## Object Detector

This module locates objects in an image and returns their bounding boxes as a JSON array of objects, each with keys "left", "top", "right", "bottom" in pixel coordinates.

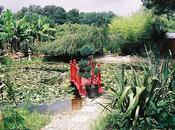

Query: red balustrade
[{"left": 70, "top": 58, "right": 104, "bottom": 96}]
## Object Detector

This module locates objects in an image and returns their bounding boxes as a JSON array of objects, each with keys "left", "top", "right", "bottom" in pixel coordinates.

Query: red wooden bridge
[{"left": 70, "top": 58, "right": 104, "bottom": 96}]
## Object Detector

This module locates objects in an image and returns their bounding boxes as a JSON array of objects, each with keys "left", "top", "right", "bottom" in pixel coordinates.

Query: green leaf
[
  {"left": 125, "top": 86, "right": 145, "bottom": 117},
  {"left": 117, "top": 86, "right": 132, "bottom": 109}
]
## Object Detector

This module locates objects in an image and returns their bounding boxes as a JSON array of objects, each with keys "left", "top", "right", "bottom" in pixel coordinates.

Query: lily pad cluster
[
  {"left": 101, "top": 64, "right": 120, "bottom": 90},
  {"left": 101, "top": 64, "right": 140, "bottom": 91},
  {"left": 1, "top": 63, "right": 71, "bottom": 105}
]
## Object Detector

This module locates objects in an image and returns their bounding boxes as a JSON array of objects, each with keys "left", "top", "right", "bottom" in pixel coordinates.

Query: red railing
[{"left": 70, "top": 59, "right": 103, "bottom": 96}]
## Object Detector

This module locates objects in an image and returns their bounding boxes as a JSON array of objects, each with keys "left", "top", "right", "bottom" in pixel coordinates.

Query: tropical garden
[{"left": 0, "top": 0, "right": 175, "bottom": 129}]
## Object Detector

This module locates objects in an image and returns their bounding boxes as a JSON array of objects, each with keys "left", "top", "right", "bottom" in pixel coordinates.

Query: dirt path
[
  {"left": 95, "top": 54, "right": 140, "bottom": 64},
  {"left": 42, "top": 97, "right": 106, "bottom": 130}
]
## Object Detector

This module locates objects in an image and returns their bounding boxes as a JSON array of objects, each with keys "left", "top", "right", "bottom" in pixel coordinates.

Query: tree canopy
[
  {"left": 16, "top": 5, "right": 115, "bottom": 26},
  {"left": 67, "top": 9, "right": 80, "bottom": 24},
  {"left": 142, "top": 0, "right": 175, "bottom": 15}
]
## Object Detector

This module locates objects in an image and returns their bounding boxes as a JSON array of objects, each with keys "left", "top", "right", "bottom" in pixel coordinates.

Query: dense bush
[
  {"left": 80, "top": 45, "right": 94, "bottom": 57},
  {"left": 0, "top": 56, "right": 13, "bottom": 65},
  {"left": 108, "top": 11, "right": 153, "bottom": 54},
  {"left": 146, "top": 15, "right": 175, "bottom": 56},
  {"left": 35, "top": 24, "right": 106, "bottom": 59},
  {"left": 1, "top": 108, "right": 49, "bottom": 130},
  {"left": 164, "top": 17, "right": 175, "bottom": 32}
]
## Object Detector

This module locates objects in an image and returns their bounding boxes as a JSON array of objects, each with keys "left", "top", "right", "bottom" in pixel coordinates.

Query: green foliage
[
  {"left": 94, "top": 67, "right": 99, "bottom": 75},
  {"left": 23, "top": 109, "right": 49, "bottom": 130},
  {"left": 42, "top": 6, "right": 66, "bottom": 24},
  {"left": 0, "top": 9, "right": 17, "bottom": 49},
  {"left": 2, "top": 108, "right": 49, "bottom": 130},
  {"left": 0, "top": 10, "right": 55, "bottom": 53},
  {"left": 1, "top": 62, "right": 70, "bottom": 104},
  {"left": 80, "top": 45, "right": 94, "bottom": 57},
  {"left": 14, "top": 18, "right": 32, "bottom": 51},
  {"left": 92, "top": 111, "right": 124, "bottom": 130},
  {"left": 108, "top": 11, "right": 153, "bottom": 54},
  {"left": 67, "top": 9, "right": 80, "bottom": 24},
  {"left": 166, "top": 17, "right": 175, "bottom": 32},
  {"left": 79, "top": 11, "right": 115, "bottom": 27},
  {"left": 85, "top": 66, "right": 92, "bottom": 72},
  {"left": 78, "top": 59, "right": 88, "bottom": 68},
  {"left": 16, "top": 5, "right": 115, "bottom": 26},
  {"left": 0, "top": 10, "right": 33, "bottom": 51},
  {"left": 78, "top": 59, "right": 91, "bottom": 79},
  {"left": 148, "top": 15, "right": 175, "bottom": 56},
  {"left": 3, "top": 108, "right": 27, "bottom": 130},
  {"left": 0, "top": 63, "right": 5, "bottom": 74},
  {"left": 0, "top": 56, "right": 13, "bottom": 65},
  {"left": 36, "top": 24, "right": 105, "bottom": 57},
  {"left": 78, "top": 59, "right": 99, "bottom": 79},
  {"left": 83, "top": 72, "right": 91, "bottom": 79},
  {"left": 97, "top": 54, "right": 175, "bottom": 129},
  {"left": 142, "top": 0, "right": 175, "bottom": 16},
  {"left": 29, "top": 14, "right": 55, "bottom": 42},
  {"left": 154, "top": 15, "right": 175, "bottom": 33},
  {"left": 1, "top": 6, "right": 114, "bottom": 55}
]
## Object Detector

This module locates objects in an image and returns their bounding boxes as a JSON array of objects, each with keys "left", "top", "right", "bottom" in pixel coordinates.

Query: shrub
[
  {"left": 94, "top": 67, "right": 99, "bottom": 75},
  {"left": 80, "top": 45, "right": 94, "bottom": 57},
  {"left": 2, "top": 108, "right": 49, "bottom": 130},
  {"left": 78, "top": 59, "right": 88, "bottom": 68},
  {"left": 78, "top": 59, "right": 91, "bottom": 79},
  {"left": 108, "top": 11, "right": 153, "bottom": 54},
  {"left": 0, "top": 56, "right": 13, "bottom": 65},
  {"left": 35, "top": 24, "right": 105, "bottom": 59}
]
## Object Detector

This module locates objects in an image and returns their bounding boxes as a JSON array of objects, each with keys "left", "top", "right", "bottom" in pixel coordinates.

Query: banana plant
[
  {"left": 0, "top": 10, "right": 55, "bottom": 52},
  {"left": 14, "top": 18, "right": 32, "bottom": 51},
  {"left": 29, "top": 15, "right": 55, "bottom": 43},
  {"left": 0, "top": 9, "right": 16, "bottom": 50},
  {"left": 0, "top": 10, "right": 32, "bottom": 51}
]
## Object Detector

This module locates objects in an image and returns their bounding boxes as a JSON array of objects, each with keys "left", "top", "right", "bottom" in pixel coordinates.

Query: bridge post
[
  {"left": 97, "top": 64, "right": 101, "bottom": 87},
  {"left": 70, "top": 60, "right": 73, "bottom": 81},
  {"left": 73, "top": 59, "right": 77, "bottom": 82}
]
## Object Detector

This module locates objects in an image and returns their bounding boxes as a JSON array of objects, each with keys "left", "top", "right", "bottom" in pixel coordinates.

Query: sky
[{"left": 0, "top": 0, "right": 142, "bottom": 16}]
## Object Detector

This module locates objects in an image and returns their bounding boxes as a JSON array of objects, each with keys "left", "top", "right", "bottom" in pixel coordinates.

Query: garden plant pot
[{"left": 86, "top": 85, "right": 98, "bottom": 99}]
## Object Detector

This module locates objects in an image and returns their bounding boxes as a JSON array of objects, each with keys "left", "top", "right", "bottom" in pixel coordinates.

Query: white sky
[{"left": 0, "top": 0, "right": 142, "bottom": 16}]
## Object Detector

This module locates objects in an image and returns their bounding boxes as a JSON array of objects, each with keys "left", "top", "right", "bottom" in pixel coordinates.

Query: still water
[{"left": 33, "top": 97, "right": 86, "bottom": 113}]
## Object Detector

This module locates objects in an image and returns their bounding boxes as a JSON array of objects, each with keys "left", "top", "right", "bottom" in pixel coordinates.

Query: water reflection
[
  {"left": 71, "top": 97, "right": 86, "bottom": 111},
  {"left": 31, "top": 97, "right": 86, "bottom": 113}
]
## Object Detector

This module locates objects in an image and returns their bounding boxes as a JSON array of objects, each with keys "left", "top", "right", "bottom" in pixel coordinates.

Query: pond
[{"left": 21, "top": 97, "right": 87, "bottom": 114}]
